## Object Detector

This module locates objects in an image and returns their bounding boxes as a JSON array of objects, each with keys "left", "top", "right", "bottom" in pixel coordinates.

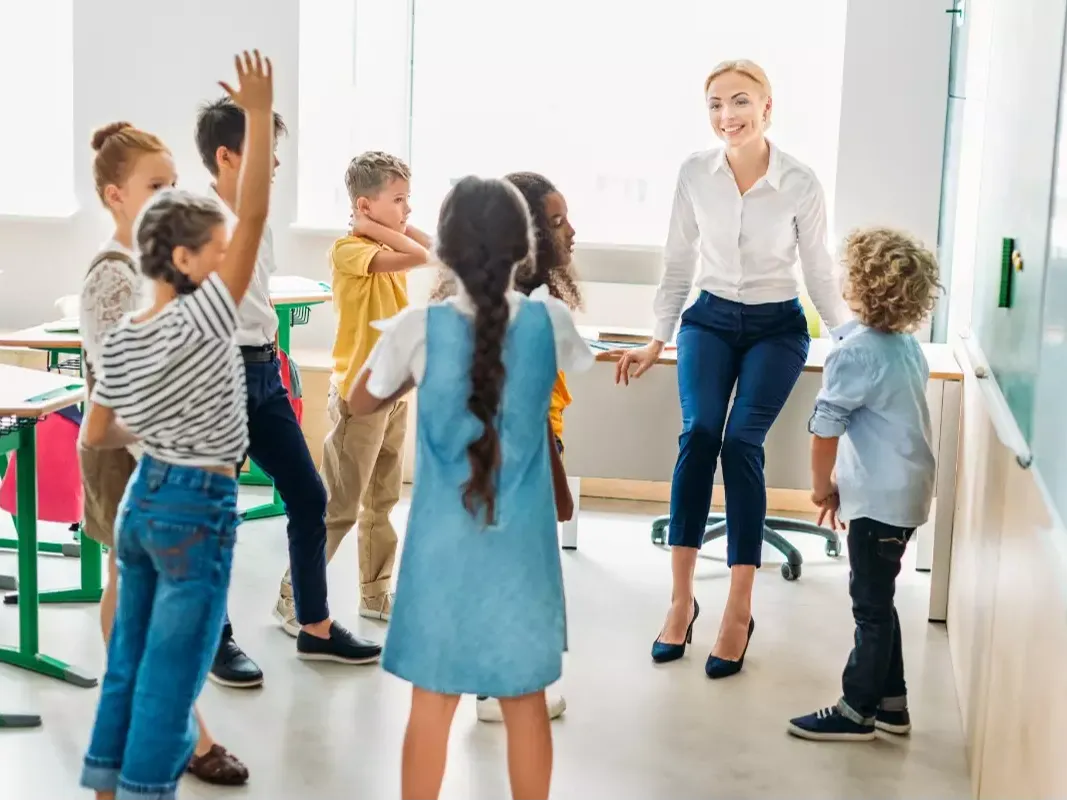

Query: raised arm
[{"left": 215, "top": 50, "right": 274, "bottom": 304}]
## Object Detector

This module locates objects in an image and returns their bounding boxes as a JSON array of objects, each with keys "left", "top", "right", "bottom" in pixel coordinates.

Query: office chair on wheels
[{"left": 650, "top": 513, "right": 842, "bottom": 580}]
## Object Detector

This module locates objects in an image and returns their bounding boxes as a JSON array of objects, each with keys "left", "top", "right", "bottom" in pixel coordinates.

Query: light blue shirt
[{"left": 808, "top": 320, "right": 935, "bottom": 528}]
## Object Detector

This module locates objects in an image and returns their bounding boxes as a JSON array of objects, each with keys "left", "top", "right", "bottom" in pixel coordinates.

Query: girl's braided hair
[
  {"left": 134, "top": 188, "right": 225, "bottom": 294},
  {"left": 435, "top": 175, "right": 534, "bottom": 524}
]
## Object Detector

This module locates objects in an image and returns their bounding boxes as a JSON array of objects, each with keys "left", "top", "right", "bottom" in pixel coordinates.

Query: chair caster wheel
[
  {"left": 781, "top": 562, "right": 801, "bottom": 581},
  {"left": 651, "top": 524, "right": 667, "bottom": 545},
  {"left": 825, "top": 540, "right": 841, "bottom": 558}
]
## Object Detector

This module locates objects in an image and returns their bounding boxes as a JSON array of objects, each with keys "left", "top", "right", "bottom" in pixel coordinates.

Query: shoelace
[{"left": 815, "top": 706, "right": 837, "bottom": 720}]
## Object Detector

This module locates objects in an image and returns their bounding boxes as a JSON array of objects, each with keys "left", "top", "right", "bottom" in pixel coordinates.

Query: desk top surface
[
  {"left": 582, "top": 326, "right": 963, "bottom": 381},
  {"left": 0, "top": 365, "right": 85, "bottom": 418},
  {"left": 0, "top": 282, "right": 333, "bottom": 350}
]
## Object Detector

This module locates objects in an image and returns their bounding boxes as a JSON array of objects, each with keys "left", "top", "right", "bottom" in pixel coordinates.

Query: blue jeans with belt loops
[
  {"left": 667, "top": 291, "right": 810, "bottom": 565},
  {"left": 81, "top": 454, "right": 238, "bottom": 800}
]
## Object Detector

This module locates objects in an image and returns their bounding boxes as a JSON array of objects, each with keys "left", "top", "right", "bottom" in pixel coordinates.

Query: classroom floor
[{"left": 0, "top": 491, "right": 971, "bottom": 800}]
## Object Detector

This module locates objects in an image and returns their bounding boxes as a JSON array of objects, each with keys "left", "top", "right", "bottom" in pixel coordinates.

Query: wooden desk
[
  {"left": 566, "top": 332, "right": 962, "bottom": 623},
  {"left": 0, "top": 365, "right": 96, "bottom": 714}
]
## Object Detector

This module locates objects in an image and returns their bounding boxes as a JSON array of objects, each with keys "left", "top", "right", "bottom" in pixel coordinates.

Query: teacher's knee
[
  {"left": 720, "top": 431, "right": 762, "bottom": 469},
  {"left": 679, "top": 419, "right": 722, "bottom": 457}
]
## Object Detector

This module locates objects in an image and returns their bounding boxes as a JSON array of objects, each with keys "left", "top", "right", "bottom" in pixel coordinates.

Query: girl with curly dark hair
[{"left": 347, "top": 175, "right": 594, "bottom": 799}]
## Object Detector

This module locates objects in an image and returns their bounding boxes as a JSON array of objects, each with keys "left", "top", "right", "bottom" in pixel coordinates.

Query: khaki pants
[{"left": 320, "top": 387, "right": 408, "bottom": 599}]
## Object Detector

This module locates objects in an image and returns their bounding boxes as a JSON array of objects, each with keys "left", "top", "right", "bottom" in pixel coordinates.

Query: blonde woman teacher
[{"left": 612, "top": 60, "right": 849, "bottom": 678}]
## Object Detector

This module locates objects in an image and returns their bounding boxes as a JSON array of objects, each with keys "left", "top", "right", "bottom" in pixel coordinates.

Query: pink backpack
[{"left": 0, "top": 405, "right": 84, "bottom": 524}]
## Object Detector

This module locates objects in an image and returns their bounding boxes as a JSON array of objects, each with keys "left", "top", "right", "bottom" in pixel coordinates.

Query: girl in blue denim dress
[
  {"left": 78, "top": 52, "right": 274, "bottom": 801},
  {"left": 346, "top": 175, "right": 594, "bottom": 799}
]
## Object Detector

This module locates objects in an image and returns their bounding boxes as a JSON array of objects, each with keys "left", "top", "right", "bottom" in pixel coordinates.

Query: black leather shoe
[
  {"left": 297, "top": 622, "right": 381, "bottom": 664},
  {"left": 209, "top": 637, "right": 264, "bottom": 688}
]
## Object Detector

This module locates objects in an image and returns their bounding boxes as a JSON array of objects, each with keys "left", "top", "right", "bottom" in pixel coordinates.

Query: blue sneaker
[
  {"left": 875, "top": 707, "right": 911, "bottom": 735},
  {"left": 788, "top": 706, "right": 876, "bottom": 741}
]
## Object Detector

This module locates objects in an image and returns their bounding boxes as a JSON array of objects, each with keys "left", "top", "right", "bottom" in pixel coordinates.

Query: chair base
[{"left": 650, "top": 513, "right": 841, "bottom": 581}]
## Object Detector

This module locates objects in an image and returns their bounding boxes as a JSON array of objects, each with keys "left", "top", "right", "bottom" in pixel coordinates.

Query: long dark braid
[{"left": 436, "top": 176, "right": 534, "bottom": 524}]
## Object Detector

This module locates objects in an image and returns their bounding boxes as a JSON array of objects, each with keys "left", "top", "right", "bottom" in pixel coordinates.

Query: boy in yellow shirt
[{"left": 275, "top": 151, "right": 430, "bottom": 629}]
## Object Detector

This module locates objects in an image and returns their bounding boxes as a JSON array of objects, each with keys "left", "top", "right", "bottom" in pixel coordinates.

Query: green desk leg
[
  {"left": 34, "top": 344, "right": 101, "bottom": 599},
  {"left": 239, "top": 305, "right": 297, "bottom": 522},
  {"left": 21, "top": 535, "right": 102, "bottom": 604},
  {"left": 0, "top": 424, "right": 97, "bottom": 688}
]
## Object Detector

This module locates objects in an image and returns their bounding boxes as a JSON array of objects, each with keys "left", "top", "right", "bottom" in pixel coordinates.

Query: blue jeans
[
  {"left": 838, "top": 518, "right": 913, "bottom": 723},
  {"left": 81, "top": 454, "right": 238, "bottom": 800},
  {"left": 242, "top": 355, "right": 329, "bottom": 625},
  {"left": 667, "top": 292, "right": 809, "bottom": 565}
]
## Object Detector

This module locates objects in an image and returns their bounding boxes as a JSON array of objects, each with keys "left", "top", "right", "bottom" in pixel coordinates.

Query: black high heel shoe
[
  {"left": 705, "top": 617, "right": 755, "bottom": 679},
  {"left": 651, "top": 599, "right": 700, "bottom": 663}
]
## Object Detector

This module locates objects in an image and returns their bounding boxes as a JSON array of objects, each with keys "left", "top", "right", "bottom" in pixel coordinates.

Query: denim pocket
[
  {"left": 143, "top": 515, "right": 236, "bottom": 583},
  {"left": 874, "top": 529, "right": 913, "bottom": 562}
]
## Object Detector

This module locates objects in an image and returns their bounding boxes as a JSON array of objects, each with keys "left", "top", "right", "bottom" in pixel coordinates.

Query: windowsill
[
  {"left": 0, "top": 206, "right": 79, "bottom": 224},
  {"left": 290, "top": 219, "right": 665, "bottom": 253},
  {"left": 290, "top": 221, "right": 347, "bottom": 236}
]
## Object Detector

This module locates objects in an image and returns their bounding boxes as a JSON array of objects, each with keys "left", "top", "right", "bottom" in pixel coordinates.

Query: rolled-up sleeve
[{"left": 809, "top": 348, "right": 869, "bottom": 438}]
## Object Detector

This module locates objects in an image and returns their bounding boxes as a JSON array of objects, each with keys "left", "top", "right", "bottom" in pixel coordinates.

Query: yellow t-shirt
[
  {"left": 330, "top": 235, "right": 408, "bottom": 397},
  {"left": 548, "top": 370, "right": 571, "bottom": 443}
]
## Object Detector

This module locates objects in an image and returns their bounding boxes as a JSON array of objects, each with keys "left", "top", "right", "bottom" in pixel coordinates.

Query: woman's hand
[{"left": 610, "top": 340, "right": 665, "bottom": 386}]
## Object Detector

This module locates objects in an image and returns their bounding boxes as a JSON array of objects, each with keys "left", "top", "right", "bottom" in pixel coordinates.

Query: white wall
[{"left": 0, "top": 0, "right": 951, "bottom": 351}]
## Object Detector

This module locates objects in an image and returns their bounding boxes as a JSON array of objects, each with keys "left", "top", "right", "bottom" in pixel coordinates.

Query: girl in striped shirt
[{"left": 79, "top": 51, "right": 273, "bottom": 801}]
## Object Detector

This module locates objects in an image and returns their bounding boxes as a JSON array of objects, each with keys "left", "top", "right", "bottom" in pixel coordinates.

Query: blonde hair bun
[{"left": 91, "top": 121, "right": 134, "bottom": 152}]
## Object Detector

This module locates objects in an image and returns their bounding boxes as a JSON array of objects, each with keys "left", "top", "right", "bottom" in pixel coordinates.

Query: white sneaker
[
  {"left": 273, "top": 594, "right": 299, "bottom": 638},
  {"left": 359, "top": 592, "right": 393, "bottom": 622},
  {"left": 476, "top": 693, "right": 567, "bottom": 722}
]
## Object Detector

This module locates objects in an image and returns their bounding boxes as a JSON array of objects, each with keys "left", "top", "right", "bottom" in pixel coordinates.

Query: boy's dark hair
[
  {"left": 194, "top": 97, "right": 287, "bottom": 176},
  {"left": 344, "top": 151, "right": 411, "bottom": 202},
  {"left": 435, "top": 175, "right": 533, "bottom": 526}
]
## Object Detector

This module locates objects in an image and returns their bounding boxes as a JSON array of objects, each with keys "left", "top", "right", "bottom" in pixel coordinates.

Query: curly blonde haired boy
[
  {"left": 788, "top": 226, "right": 942, "bottom": 743},
  {"left": 841, "top": 227, "right": 941, "bottom": 333}
]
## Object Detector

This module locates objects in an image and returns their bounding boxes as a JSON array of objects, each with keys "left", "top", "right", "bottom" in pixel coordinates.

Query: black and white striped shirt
[{"left": 91, "top": 272, "right": 248, "bottom": 468}]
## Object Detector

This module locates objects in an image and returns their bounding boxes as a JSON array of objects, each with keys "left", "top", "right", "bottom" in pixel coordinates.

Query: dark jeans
[
  {"left": 838, "top": 517, "right": 914, "bottom": 723},
  {"left": 230, "top": 354, "right": 329, "bottom": 629},
  {"left": 667, "top": 292, "right": 809, "bottom": 565},
  {"left": 82, "top": 456, "right": 238, "bottom": 799}
]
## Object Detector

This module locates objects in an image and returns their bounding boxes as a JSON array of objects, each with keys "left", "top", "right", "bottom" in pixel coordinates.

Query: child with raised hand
[
  {"left": 79, "top": 122, "right": 247, "bottom": 786},
  {"left": 79, "top": 51, "right": 273, "bottom": 800},
  {"left": 348, "top": 175, "right": 595, "bottom": 799},
  {"left": 788, "top": 227, "right": 940, "bottom": 742}
]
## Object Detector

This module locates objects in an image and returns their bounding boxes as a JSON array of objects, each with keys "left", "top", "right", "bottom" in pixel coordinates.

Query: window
[
  {"left": 298, "top": 0, "right": 848, "bottom": 247},
  {"left": 0, "top": 1, "right": 75, "bottom": 217},
  {"left": 297, "top": 0, "right": 413, "bottom": 229}
]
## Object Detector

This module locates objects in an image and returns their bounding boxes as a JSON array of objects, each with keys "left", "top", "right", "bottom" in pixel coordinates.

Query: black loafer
[
  {"left": 209, "top": 637, "right": 264, "bottom": 688},
  {"left": 296, "top": 622, "right": 381, "bottom": 664}
]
